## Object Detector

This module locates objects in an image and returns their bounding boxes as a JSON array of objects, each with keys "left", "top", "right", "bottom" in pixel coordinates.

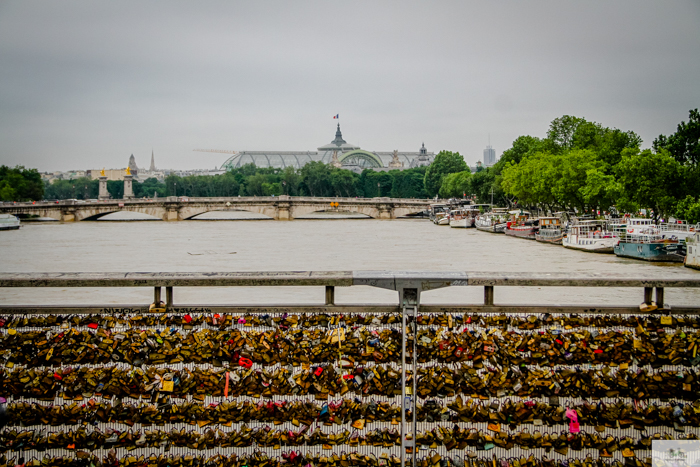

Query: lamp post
[
  {"left": 174, "top": 182, "right": 177, "bottom": 197},
  {"left": 282, "top": 180, "right": 287, "bottom": 195},
  {"left": 377, "top": 182, "right": 381, "bottom": 197}
]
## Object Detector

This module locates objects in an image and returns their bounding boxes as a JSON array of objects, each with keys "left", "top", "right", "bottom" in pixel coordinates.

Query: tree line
[
  {"left": 431, "top": 109, "right": 700, "bottom": 224},
  {"left": 40, "top": 164, "right": 430, "bottom": 201}
]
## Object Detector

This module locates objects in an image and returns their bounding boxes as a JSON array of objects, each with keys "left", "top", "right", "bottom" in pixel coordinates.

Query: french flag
[{"left": 333, "top": 114, "right": 339, "bottom": 119}]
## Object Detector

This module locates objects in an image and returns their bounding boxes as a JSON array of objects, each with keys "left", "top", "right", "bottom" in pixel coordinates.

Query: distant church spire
[{"left": 149, "top": 150, "right": 156, "bottom": 172}]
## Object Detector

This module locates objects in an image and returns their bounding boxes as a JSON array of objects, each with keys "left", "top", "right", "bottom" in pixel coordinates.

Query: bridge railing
[{"left": 1, "top": 271, "right": 699, "bottom": 314}]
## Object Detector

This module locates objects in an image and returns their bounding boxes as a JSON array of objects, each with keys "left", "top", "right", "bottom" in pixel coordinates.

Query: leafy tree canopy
[
  {"left": 423, "top": 150, "right": 468, "bottom": 197},
  {"left": 653, "top": 109, "right": 700, "bottom": 166}
]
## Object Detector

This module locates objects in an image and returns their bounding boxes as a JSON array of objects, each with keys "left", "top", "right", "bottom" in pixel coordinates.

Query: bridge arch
[{"left": 178, "top": 204, "right": 278, "bottom": 220}]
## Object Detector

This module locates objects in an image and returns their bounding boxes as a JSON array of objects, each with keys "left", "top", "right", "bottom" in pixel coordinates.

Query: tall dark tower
[{"left": 149, "top": 150, "right": 156, "bottom": 172}]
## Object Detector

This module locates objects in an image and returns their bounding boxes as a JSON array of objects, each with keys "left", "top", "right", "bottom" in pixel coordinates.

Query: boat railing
[{"left": 658, "top": 223, "right": 699, "bottom": 233}]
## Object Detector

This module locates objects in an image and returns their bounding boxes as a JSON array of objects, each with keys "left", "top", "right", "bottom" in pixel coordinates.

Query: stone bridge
[{"left": 0, "top": 196, "right": 432, "bottom": 221}]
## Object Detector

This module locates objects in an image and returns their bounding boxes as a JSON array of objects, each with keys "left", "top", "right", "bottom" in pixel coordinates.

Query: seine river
[{"left": 1, "top": 216, "right": 699, "bottom": 307}]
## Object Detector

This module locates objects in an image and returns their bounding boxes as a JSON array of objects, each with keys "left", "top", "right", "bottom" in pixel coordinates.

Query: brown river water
[{"left": 1, "top": 217, "right": 699, "bottom": 307}]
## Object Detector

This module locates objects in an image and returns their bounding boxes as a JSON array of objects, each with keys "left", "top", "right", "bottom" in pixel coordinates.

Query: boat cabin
[{"left": 538, "top": 217, "right": 561, "bottom": 229}]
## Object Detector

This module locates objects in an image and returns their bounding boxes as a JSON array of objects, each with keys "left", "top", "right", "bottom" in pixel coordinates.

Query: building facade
[
  {"left": 483, "top": 145, "right": 497, "bottom": 167},
  {"left": 220, "top": 124, "right": 434, "bottom": 173}
]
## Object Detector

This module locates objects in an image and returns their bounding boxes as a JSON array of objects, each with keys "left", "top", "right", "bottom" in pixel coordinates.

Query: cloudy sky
[{"left": 1, "top": 1, "right": 698, "bottom": 172}]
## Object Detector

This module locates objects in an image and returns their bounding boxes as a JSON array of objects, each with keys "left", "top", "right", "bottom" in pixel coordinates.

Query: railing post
[
  {"left": 154, "top": 286, "right": 161, "bottom": 305},
  {"left": 644, "top": 287, "right": 653, "bottom": 305},
  {"left": 325, "top": 286, "right": 335, "bottom": 305},
  {"left": 166, "top": 286, "right": 173, "bottom": 308},
  {"left": 484, "top": 285, "right": 494, "bottom": 306},
  {"left": 399, "top": 287, "right": 419, "bottom": 467},
  {"left": 656, "top": 287, "right": 664, "bottom": 309}
]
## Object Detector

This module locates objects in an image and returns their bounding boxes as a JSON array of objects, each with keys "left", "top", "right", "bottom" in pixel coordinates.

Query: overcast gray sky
[{"left": 1, "top": 1, "right": 699, "bottom": 172}]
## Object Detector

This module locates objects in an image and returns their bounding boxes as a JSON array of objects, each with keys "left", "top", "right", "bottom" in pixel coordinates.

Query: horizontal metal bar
[
  {"left": 1, "top": 304, "right": 699, "bottom": 315},
  {"left": 1, "top": 271, "right": 699, "bottom": 288},
  {"left": 0, "top": 305, "right": 401, "bottom": 315},
  {"left": 0, "top": 271, "right": 354, "bottom": 288}
]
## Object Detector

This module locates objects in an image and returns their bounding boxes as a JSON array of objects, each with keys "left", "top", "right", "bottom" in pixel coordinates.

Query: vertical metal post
[
  {"left": 325, "top": 286, "right": 335, "bottom": 305},
  {"left": 399, "top": 287, "right": 419, "bottom": 467},
  {"left": 400, "top": 302, "right": 407, "bottom": 467},
  {"left": 154, "top": 286, "right": 161, "bottom": 305},
  {"left": 644, "top": 287, "right": 653, "bottom": 305},
  {"left": 166, "top": 286, "right": 173, "bottom": 308},
  {"left": 411, "top": 303, "right": 417, "bottom": 467},
  {"left": 484, "top": 285, "right": 494, "bottom": 306},
  {"left": 656, "top": 287, "right": 664, "bottom": 309}
]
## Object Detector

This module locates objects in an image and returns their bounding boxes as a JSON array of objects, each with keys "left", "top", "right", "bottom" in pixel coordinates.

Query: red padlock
[
  {"left": 87, "top": 323, "right": 99, "bottom": 329},
  {"left": 183, "top": 314, "right": 193, "bottom": 324},
  {"left": 314, "top": 367, "right": 324, "bottom": 376},
  {"left": 239, "top": 357, "right": 253, "bottom": 368}
]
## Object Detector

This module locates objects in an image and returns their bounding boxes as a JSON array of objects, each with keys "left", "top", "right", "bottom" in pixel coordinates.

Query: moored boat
[
  {"left": 0, "top": 214, "right": 20, "bottom": 231},
  {"left": 535, "top": 217, "right": 563, "bottom": 245},
  {"left": 685, "top": 229, "right": 700, "bottom": 270},
  {"left": 504, "top": 210, "right": 537, "bottom": 240},
  {"left": 562, "top": 220, "right": 615, "bottom": 253},
  {"left": 449, "top": 209, "right": 469, "bottom": 228},
  {"left": 429, "top": 204, "right": 449, "bottom": 225},
  {"left": 614, "top": 226, "right": 686, "bottom": 262},
  {"left": 475, "top": 208, "right": 508, "bottom": 233}
]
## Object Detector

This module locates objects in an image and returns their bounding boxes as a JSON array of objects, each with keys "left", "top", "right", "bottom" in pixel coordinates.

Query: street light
[
  {"left": 174, "top": 182, "right": 177, "bottom": 197},
  {"left": 282, "top": 180, "right": 287, "bottom": 195},
  {"left": 377, "top": 182, "right": 381, "bottom": 197}
]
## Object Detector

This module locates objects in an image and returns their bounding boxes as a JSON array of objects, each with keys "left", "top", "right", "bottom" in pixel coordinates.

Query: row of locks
[{"left": 0, "top": 310, "right": 699, "bottom": 467}]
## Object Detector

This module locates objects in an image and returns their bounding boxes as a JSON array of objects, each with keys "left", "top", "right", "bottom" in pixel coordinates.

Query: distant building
[
  {"left": 483, "top": 145, "right": 497, "bottom": 167},
  {"left": 149, "top": 150, "right": 156, "bottom": 172},
  {"left": 219, "top": 124, "right": 434, "bottom": 173},
  {"left": 409, "top": 143, "right": 433, "bottom": 168},
  {"left": 128, "top": 154, "right": 139, "bottom": 177}
]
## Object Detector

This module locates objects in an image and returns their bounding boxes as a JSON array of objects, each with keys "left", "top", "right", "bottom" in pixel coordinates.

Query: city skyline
[{"left": 1, "top": 1, "right": 698, "bottom": 172}]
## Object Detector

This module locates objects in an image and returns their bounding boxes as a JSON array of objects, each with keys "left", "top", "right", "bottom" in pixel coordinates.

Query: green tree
[
  {"left": 438, "top": 171, "right": 471, "bottom": 198},
  {"left": 424, "top": 151, "right": 468, "bottom": 197},
  {"left": 615, "top": 148, "right": 684, "bottom": 222},
  {"left": 547, "top": 115, "right": 586, "bottom": 151},
  {"left": 653, "top": 109, "right": 700, "bottom": 166},
  {"left": 300, "top": 161, "right": 332, "bottom": 197},
  {"left": 0, "top": 166, "right": 44, "bottom": 201},
  {"left": 492, "top": 136, "right": 549, "bottom": 173},
  {"left": 390, "top": 167, "right": 427, "bottom": 198},
  {"left": 675, "top": 196, "right": 700, "bottom": 224}
]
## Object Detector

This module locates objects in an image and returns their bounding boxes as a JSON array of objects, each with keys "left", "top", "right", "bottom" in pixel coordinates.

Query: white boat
[
  {"left": 449, "top": 209, "right": 469, "bottom": 228},
  {"left": 0, "top": 214, "right": 20, "bottom": 231},
  {"left": 429, "top": 204, "right": 449, "bottom": 225},
  {"left": 685, "top": 228, "right": 700, "bottom": 270},
  {"left": 659, "top": 221, "right": 697, "bottom": 242},
  {"left": 563, "top": 220, "right": 615, "bottom": 253},
  {"left": 475, "top": 208, "right": 508, "bottom": 233}
]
